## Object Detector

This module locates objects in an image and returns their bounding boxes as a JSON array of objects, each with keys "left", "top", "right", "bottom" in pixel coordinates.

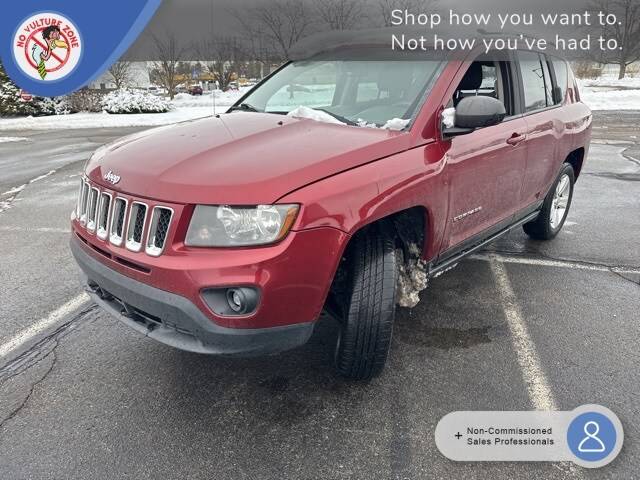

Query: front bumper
[{"left": 71, "top": 235, "right": 315, "bottom": 356}]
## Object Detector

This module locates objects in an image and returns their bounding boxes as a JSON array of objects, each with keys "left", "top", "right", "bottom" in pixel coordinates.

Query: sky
[{"left": 125, "top": 0, "right": 598, "bottom": 60}]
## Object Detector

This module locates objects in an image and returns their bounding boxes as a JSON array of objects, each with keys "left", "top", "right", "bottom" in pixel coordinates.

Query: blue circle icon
[{"left": 567, "top": 411, "right": 617, "bottom": 462}]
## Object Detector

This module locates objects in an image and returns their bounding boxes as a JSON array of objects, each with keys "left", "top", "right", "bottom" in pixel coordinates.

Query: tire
[
  {"left": 523, "top": 163, "right": 575, "bottom": 240},
  {"left": 335, "top": 231, "right": 398, "bottom": 380}
]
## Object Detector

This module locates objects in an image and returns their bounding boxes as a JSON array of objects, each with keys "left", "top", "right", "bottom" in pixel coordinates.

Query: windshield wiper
[
  {"left": 228, "top": 103, "right": 261, "bottom": 113},
  {"left": 314, "top": 108, "right": 358, "bottom": 126}
]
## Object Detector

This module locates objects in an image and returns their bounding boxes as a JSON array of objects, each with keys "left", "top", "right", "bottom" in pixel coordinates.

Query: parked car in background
[
  {"left": 188, "top": 85, "right": 203, "bottom": 95},
  {"left": 71, "top": 41, "right": 591, "bottom": 380}
]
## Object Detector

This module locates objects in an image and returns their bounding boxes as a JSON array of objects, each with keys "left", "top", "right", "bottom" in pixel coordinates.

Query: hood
[{"left": 85, "top": 112, "right": 410, "bottom": 204}]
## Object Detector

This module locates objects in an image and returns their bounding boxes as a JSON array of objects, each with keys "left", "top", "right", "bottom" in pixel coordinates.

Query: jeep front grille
[
  {"left": 74, "top": 178, "right": 174, "bottom": 257},
  {"left": 146, "top": 207, "right": 173, "bottom": 256},
  {"left": 126, "top": 202, "right": 148, "bottom": 252},
  {"left": 109, "top": 197, "right": 128, "bottom": 246}
]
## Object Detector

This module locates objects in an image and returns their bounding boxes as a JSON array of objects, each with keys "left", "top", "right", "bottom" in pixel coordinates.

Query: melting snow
[
  {"left": 382, "top": 118, "right": 411, "bottom": 131},
  {"left": 0, "top": 137, "right": 28, "bottom": 143},
  {"left": 287, "top": 105, "right": 346, "bottom": 125},
  {"left": 397, "top": 243, "right": 429, "bottom": 308},
  {"left": 441, "top": 107, "right": 456, "bottom": 128}
]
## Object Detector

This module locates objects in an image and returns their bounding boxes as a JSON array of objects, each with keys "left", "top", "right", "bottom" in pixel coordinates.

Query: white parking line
[
  {"left": 0, "top": 226, "right": 70, "bottom": 233},
  {"left": 473, "top": 253, "right": 640, "bottom": 275},
  {"left": 489, "top": 257, "right": 558, "bottom": 411},
  {"left": 0, "top": 293, "right": 89, "bottom": 360}
]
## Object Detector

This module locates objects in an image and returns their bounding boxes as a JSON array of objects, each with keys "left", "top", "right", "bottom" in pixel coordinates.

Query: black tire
[
  {"left": 523, "top": 163, "right": 575, "bottom": 240},
  {"left": 335, "top": 231, "right": 398, "bottom": 380}
]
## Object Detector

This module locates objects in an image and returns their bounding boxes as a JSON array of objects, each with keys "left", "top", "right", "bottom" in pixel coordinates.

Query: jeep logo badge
[{"left": 104, "top": 170, "right": 121, "bottom": 185}]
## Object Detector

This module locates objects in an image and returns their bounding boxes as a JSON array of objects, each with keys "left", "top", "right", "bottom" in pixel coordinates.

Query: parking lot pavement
[{"left": 0, "top": 114, "right": 639, "bottom": 479}]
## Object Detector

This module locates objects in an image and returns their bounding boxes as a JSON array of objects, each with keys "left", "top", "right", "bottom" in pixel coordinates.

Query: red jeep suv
[{"left": 70, "top": 45, "right": 591, "bottom": 380}]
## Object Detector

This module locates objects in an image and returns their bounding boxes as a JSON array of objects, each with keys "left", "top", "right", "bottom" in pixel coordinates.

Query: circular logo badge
[
  {"left": 12, "top": 12, "right": 82, "bottom": 82},
  {"left": 566, "top": 405, "right": 623, "bottom": 467}
]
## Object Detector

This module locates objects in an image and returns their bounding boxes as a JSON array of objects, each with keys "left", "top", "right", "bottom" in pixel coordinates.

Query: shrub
[
  {"left": 67, "top": 88, "right": 104, "bottom": 112},
  {"left": 101, "top": 89, "right": 171, "bottom": 114}
]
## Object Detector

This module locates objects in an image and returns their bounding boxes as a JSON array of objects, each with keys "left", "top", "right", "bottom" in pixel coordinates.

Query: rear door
[
  {"left": 516, "top": 51, "right": 566, "bottom": 206},
  {"left": 440, "top": 56, "right": 528, "bottom": 255}
]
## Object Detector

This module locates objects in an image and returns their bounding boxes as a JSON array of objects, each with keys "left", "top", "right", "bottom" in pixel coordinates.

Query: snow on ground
[
  {"left": 0, "top": 89, "right": 246, "bottom": 131},
  {"left": 0, "top": 169, "right": 56, "bottom": 213},
  {"left": 577, "top": 75, "right": 640, "bottom": 111},
  {"left": 579, "top": 76, "right": 640, "bottom": 89},
  {"left": 580, "top": 87, "right": 640, "bottom": 111},
  {"left": 0, "top": 136, "right": 27, "bottom": 143}
]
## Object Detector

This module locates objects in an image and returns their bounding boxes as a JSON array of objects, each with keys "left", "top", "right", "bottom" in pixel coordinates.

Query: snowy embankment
[
  {"left": 577, "top": 76, "right": 640, "bottom": 111},
  {"left": 0, "top": 89, "right": 246, "bottom": 131}
]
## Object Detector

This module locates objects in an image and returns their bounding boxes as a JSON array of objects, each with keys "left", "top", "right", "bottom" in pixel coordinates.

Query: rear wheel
[
  {"left": 523, "top": 163, "right": 575, "bottom": 240},
  {"left": 334, "top": 231, "right": 398, "bottom": 380}
]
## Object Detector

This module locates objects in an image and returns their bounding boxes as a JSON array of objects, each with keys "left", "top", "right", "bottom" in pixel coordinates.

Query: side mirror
[{"left": 443, "top": 96, "right": 506, "bottom": 137}]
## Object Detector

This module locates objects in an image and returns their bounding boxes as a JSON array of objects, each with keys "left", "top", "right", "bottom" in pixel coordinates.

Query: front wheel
[
  {"left": 334, "top": 232, "right": 398, "bottom": 380},
  {"left": 523, "top": 163, "right": 575, "bottom": 240}
]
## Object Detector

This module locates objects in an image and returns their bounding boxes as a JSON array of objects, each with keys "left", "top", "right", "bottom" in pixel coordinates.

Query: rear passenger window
[
  {"left": 518, "top": 51, "right": 549, "bottom": 112},
  {"left": 550, "top": 58, "right": 568, "bottom": 104}
]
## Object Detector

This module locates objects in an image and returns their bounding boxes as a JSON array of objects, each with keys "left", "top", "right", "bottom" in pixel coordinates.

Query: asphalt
[{"left": 0, "top": 113, "right": 638, "bottom": 479}]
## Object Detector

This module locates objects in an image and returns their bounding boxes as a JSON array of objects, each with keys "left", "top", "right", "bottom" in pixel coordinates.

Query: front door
[{"left": 440, "top": 59, "right": 528, "bottom": 257}]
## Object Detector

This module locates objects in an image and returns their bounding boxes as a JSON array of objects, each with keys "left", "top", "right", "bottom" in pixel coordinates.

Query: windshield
[{"left": 235, "top": 59, "right": 442, "bottom": 128}]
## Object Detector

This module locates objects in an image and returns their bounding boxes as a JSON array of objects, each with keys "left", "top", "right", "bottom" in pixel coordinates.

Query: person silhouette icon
[
  {"left": 567, "top": 407, "right": 622, "bottom": 465},
  {"left": 578, "top": 421, "right": 606, "bottom": 453}
]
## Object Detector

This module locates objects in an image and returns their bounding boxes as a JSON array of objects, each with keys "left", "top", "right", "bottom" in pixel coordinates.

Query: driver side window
[{"left": 449, "top": 59, "right": 514, "bottom": 117}]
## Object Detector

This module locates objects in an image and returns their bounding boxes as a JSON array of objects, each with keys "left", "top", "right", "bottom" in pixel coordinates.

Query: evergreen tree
[{"left": 0, "top": 61, "right": 37, "bottom": 116}]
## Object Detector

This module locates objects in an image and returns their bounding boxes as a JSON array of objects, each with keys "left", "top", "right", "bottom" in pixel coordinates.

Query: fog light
[
  {"left": 201, "top": 286, "right": 260, "bottom": 316},
  {"left": 227, "top": 288, "right": 245, "bottom": 313}
]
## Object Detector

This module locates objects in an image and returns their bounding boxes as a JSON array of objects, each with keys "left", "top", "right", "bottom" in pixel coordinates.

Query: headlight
[{"left": 185, "top": 204, "right": 299, "bottom": 247}]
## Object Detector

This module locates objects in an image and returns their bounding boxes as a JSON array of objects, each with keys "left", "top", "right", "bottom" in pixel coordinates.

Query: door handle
[{"left": 506, "top": 133, "right": 526, "bottom": 146}]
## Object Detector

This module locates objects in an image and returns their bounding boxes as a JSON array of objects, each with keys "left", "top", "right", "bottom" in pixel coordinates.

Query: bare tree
[
  {"left": 233, "top": 1, "right": 314, "bottom": 61},
  {"left": 315, "top": 0, "right": 366, "bottom": 30},
  {"left": 108, "top": 61, "right": 133, "bottom": 89},
  {"left": 150, "top": 32, "right": 187, "bottom": 99},
  {"left": 196, "top": 36, "right": 243, "bottom": 91},
  {"left": 589, "top": 0, "right": 640, "bottom": 79},
  {"left": 378, "top": 0, "right": 439, "bottom": 27}
]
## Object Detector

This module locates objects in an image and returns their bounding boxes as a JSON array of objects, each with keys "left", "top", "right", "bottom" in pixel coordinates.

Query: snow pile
[
  {"left": 0, "top": 136, "right": 27, "bottom": 143},
  {"left": 382, "top": 118, "right": 411, "bottom": 131},
  {"left": 441, "top": 107, "right": 456, "bottom": 128},
  {"left": 101, "top": 89, "right": 171, "bottom": 114},
  {"left": 396, "top": 243, "right": 429, "bottom": 308},
  {"left": 357, "top": 118, "right": 377, "bottom": 128},
  {"left": 287, "top": 105, "right": 345, "bottom": 125}
]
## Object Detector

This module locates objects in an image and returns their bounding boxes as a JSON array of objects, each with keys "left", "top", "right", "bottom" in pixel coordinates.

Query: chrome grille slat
[
  {"left": 79, "top": 181, "right": 89, "bottom": 225},
  {"left": 109, "top": 197, "right": 128, "bottom": 246},
  {"left": 86, "top": 187, "right": 99, "bottom": 232},
  {"left": 126, "top": 202, "right": 148, "bottom": 252},
  {"left": 96, "top": 192, "right": 112, "bottom": 240},
  {"left": 145, "top": 207, "right": 173, "bottom": 257}
]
